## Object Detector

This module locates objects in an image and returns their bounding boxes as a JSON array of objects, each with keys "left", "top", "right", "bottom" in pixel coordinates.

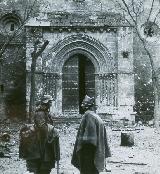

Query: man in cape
[
  {"left": 19, "top": 108, "right": 60, "bottom": 174},
  {"left": 71, "top": 95, "right": 111, "bottom": 174}
]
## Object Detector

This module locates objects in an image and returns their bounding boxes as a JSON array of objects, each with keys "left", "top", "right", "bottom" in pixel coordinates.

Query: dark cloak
[
  {"left": 71, "top": 110, "right": 111, "bottom": 172},
  {"left": 19, "top": 124, "right": 60, "bottom": 168}
]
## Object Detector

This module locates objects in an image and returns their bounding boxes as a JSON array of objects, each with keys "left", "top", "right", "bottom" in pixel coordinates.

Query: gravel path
[{"left": 0, "top": 121, "right": 160, "bottom": 174}]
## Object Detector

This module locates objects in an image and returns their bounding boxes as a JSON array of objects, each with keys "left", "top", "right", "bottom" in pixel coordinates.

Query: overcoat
[
  {"left": 19, "top": 123, "right": 60, "bottom": 168},
  {"left": 71, "top": 110, "right": 111, "bottom": 172}
]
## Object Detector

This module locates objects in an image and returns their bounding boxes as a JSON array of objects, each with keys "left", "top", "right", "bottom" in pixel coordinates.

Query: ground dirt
[{"left": 0, "top": 120, "right": 160, "bottom": 174}]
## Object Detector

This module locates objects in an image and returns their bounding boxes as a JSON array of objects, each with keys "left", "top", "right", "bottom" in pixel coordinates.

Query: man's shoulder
[
  {"left": 47, "top": 124, "right": 59, "bottom": 137},
  {"left": 20, "top": 124, "right": 36, "bottom": 139},
  {"left": 84, "top": 111, "right": 104, "bottom": 124},
  {"left": 20, "top": 124, "right": 35, "bottom": 131}
]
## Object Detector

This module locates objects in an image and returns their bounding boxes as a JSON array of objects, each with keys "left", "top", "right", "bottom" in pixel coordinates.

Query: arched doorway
[{"left": 62, "top": 54, "right": 95, "bottom": 114}]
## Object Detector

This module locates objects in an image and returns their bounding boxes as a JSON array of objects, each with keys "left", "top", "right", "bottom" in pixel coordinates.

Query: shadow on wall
[{"left": 5, "top": 71, "right": 26, "bottom": 119}]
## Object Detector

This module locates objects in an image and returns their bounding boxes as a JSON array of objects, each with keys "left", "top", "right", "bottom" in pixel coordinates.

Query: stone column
[
  {"left": 96, "top": 73, "right": 118, "bottom": 117},
  {"left": 95, "top": 73, "right": 101, "bottom": 111},
  {"left": 54, "top": 73, "right": 62, "bottom": 116},
  {"left": 117, "top": 26, "right": 135, "bottom": 123}
]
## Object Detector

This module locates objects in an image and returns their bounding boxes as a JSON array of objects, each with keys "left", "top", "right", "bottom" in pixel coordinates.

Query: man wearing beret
[
  {"left": 19, "top": 95, "right": 60, "bottom": 174},
  {"left": 71, "top": 95, "right": 111, "bottom": 174},
  {"left": 36, "top": 95, "right": 54, "bottom": 125}
]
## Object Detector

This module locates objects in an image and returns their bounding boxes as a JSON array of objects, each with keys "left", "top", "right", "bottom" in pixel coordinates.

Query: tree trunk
[
  {"left": 28, "top": 57, "right": 36, "bottom": 123},
  {"left": 28, "top": 40, "right": 49, "bottom": 123}
]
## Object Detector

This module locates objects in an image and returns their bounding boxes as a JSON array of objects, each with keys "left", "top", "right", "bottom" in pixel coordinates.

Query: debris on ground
[{"left": 0, "top": 120, "right": 160, "bottom": 174}]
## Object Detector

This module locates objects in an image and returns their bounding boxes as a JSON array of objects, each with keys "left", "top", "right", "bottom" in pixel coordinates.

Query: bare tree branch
[
  {"left": 153, "top": 9, "right": 160, "bottom": 23},
  {"left": 135, "top": 1, "right": 144, "bottom": 18},
  {"left": 121, "top": 0, "right": 137, "bottom": 25},
  {"left": 119, "top": 0, "right": 160, "bottom": 128},
  {"left": 28, "top": 40, "right": 49, "bottom": 123},
  {"left": 120, "top": 0, "right": 157, "bottom": 88},
  {"left": 147, "top": 0, "right": 155, "bottom": 22},
  {"left": 0, "top": 0, "right": 38, "bottom": 63},
  {"left": 132, "top": 0, "right": 137, "bottom": 16}
]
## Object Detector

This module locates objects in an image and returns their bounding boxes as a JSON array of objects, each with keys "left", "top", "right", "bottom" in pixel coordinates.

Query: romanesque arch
[
  {"left": 46, "top": 34, "right": 116, "bottom": 74},
  {"left": 43, "top": 33, "right": 118, "bottom": 114}
]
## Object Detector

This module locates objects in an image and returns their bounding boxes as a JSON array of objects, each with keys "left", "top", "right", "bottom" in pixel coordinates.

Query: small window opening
[
  {"left": 0, "top": 84, "right": 4, "bottom": 93},
  {"left": 122, "top": 51, "right": 129, "bottom": 58},
  {"left": 142, "top": 21, "right": 159, "bottom": 38},
  {"left": 10, "top": 23, "right": 15, "bottom": 31},
  {"left": 144, "top": 27, "right": 154, "bottom": 37}
]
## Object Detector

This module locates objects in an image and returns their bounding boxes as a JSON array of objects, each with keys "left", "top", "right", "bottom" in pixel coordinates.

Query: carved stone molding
[
  {"left": 99, "top": 73, "right": 118, "bottom": 106},
  {"left": 45, "top": 34, "right": 117, "bottom": 74},
  {"left": 48, "top": 26, "right": 117, "bottom": 33},
  {"left": 96, "top": 73, "right": 117, "bottom": 79}
]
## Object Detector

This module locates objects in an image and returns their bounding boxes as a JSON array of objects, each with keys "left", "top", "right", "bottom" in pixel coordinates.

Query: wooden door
[
  {"left": 62, "top": 55, "right": 79, "bottom": 114},
  {"left": 62, "top": 54, "right": 95, "bottom": 115}
]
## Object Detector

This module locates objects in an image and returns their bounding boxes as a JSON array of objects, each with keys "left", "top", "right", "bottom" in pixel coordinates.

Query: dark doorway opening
[
  {"left": 79, "top": 56, "right": 85, "bottom": 114},
  {"left": 78, "top": 55, "right": 95, "bottom": 114},
  {"left": 62, "top": 54, "right": 95, "bottom": 115}
]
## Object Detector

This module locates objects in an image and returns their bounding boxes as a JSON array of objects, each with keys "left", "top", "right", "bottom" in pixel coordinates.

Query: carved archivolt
[{"left": 45, "top": 34, "right": 116, "bottom": 74}]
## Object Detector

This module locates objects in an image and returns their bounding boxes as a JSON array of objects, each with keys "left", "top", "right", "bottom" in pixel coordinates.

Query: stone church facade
[{"left": 26, "top": 9, "right": 135, "bottom": 122}]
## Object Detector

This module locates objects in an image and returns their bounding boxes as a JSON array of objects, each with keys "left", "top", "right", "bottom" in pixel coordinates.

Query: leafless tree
[
  {"left": 0, "top": 0, "right": 39, "bottom": 119},
  {"left": 0, "top": 0, "right": 39, "bottom": 61},
  {"left": 114, "top": 0, "right": 160, "bottom": 128},
  {"left": 28, "top": 39, "right": 49, "bottom": 123}
]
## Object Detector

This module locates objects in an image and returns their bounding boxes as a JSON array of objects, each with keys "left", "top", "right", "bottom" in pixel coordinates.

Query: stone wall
[
  {"left": 1, "top": 0, "right": 158, "bottom": 122},
  {"left": 25, "top": 9, "right": 135, "bottom": 122}
]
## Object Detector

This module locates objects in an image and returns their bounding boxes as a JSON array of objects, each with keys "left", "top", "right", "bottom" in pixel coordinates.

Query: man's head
[
  {"left": 34, "top": 111, "right": 48, "bottom": 129},
  {"left": 42, "top": 95, "right": 53, "bottom": 105},
  {"left": 81, "top": 95, "right": 95, "bottom": 111},
  {"left": 39, "top": 95, "right": 53, "bottom": 111}
]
